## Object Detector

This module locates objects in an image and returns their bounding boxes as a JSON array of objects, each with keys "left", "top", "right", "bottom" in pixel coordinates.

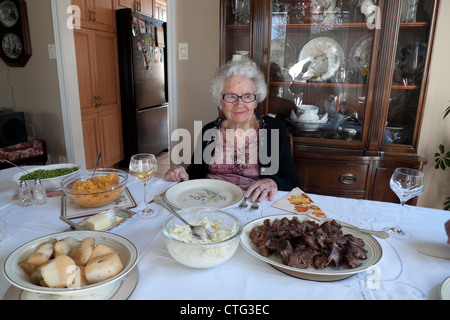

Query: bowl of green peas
[{"left": 11, "top": 164, "right": 80, "bottom": 191}]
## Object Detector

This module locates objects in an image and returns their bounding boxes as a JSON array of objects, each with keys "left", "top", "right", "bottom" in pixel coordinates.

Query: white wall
[
  {"left": 417, "top": 1, "right": 450, "bottom": 210},
  {"left": 175, "top": 0, "right": 220, "bottom": 147},
  {"left": 0, "top": 0, "right": 66, "bottom": 164}
]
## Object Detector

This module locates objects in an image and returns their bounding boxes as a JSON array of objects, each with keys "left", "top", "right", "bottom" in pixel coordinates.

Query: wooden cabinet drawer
[{"left": 295, "top": 161, "right": 369, "bottom": 194}]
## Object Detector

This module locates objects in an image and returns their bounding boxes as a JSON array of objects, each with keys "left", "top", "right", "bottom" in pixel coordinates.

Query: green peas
[{"left": 19, "top": 167, "right": 80, "bottom": 181}]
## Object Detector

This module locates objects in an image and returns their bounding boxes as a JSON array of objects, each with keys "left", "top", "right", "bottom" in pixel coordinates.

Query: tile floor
[{"left": 156, "top": 152, "right": 170, "bottom": 178}]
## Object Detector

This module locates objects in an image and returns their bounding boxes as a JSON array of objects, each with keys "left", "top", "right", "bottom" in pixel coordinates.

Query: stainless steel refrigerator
[{"left": 116, "top": 8, "right": 168, "bottom": 167}]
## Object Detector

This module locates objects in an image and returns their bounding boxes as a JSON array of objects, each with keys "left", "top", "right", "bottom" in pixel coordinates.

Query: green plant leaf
[{"left": 439, "top": 144, "right": 445, "bottom": 153}]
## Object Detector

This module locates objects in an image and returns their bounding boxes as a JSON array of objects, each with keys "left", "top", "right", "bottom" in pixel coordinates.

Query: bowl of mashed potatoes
[
  {"left": 161, "top": 208, "right": 242, "bottom": 268},
  {"left": 61, "top": 169, "right": 128, "bottom": 208}
]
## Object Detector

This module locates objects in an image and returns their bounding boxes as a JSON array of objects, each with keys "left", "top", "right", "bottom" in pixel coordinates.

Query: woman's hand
[
  {"left": 164, "top": 166, "right": 189, "bottom": 182},
  {"left": 243, "top": 178, "right": 278, "bottom": 203}
]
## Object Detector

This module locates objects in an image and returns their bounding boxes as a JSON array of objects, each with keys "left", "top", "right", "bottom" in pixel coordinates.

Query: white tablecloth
[{"left": 0, "top": 167, "right": 449, "bottom": 300}]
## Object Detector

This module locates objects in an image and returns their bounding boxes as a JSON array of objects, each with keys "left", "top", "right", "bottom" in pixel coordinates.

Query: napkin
[{"left": 272, "top": 188, "right": 327, "bottom": 217}]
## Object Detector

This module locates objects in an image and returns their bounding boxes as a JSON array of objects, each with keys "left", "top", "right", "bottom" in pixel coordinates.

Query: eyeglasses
[{"left": 222, "top": 93, "right": 257, "bottom": 103}]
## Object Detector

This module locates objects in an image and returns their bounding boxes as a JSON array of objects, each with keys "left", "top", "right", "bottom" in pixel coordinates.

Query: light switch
[
  {"left": 179, "top": 43, "right": 188, "bottom": 61},
  {"left": 48, "top": 44, "right": 56, "bottom": 60}
]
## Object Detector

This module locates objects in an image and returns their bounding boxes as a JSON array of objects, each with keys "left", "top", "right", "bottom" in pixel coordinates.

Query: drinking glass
[
  {"left": 129, "top": 154, "right": 158, "bottom": 219},
  {"left": 384, "top": 168, "right": 425, "bottom": 239}
]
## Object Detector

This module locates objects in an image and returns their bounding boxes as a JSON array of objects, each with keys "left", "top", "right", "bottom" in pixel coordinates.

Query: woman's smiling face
[{"left": 220, "top": 76, "right": 257, "bottom": 128}]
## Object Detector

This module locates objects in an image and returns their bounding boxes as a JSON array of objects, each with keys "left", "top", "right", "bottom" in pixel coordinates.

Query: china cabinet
[{"left": 220, "top": 0, "right": 439, "bottom": 203}]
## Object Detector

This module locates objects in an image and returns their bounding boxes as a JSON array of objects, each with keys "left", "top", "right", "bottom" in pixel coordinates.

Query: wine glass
[
  {"left": 129, "top": 154, "right": 158, "bottom": 219},
  {"left": 384, "top": 168, "right": 425, "bottom": 239}
]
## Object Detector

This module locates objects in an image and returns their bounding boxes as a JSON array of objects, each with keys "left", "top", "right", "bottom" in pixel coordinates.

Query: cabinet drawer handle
[{"left": 339, "top": 173, "right": 358, "bottom": 185}]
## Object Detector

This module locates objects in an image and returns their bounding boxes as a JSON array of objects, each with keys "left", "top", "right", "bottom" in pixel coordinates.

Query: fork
[
  {"left": 251, "top": 202, "right": 259, "bottom": 210},
  {"left": 239, "top": 198, "right": 248, "bottom": 209}
]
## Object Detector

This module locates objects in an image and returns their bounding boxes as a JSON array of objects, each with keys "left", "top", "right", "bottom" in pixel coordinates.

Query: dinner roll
[
  {"left": 85, "top": 252, "right": 123, "bottom": 284},
  {"left": 69, "top": 237, "right": 95, "bottom": 266}
]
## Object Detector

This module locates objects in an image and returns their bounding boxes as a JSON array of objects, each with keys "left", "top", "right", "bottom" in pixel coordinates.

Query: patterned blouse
[{"left": 206, "top": 129, "right": 260, "bottom": 188}]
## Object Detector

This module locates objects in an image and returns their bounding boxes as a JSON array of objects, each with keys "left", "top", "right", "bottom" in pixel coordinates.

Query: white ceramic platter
[
  {"left": 298, "top": 37, "right": 344, "bottom": 82},
  {"left": 240, "top": 214, "right": 383, "bottom": 282},
  {"left": 164, "top": 179, "right": 244, "bottom": 210}
]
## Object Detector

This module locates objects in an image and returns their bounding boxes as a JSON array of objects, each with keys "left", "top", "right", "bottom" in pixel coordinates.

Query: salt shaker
[
  {"left": 32, "top": 178, "right": 48, "bottom": 205},
  {"left": 18, "top": 180, "right": 33, "bottom": 207}
]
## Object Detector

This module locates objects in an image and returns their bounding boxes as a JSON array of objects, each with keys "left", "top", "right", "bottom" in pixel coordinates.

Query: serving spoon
[
  {"left": 91, "top": 152, "right": 101, "bottom": 180},
  {"left": 3, "top": 160, "right": 32, "bottom": 175},
  {"left": 154, "top": 195, "right": 211, "bottom": 240}
]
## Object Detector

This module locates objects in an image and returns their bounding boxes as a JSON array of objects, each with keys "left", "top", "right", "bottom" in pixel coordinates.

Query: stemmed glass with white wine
[
  {"left": 129, "top": 154, "right": 158, "bottom": 219},
  {"left": 384, "top": 168, "right": 425, "bottom": 239}
]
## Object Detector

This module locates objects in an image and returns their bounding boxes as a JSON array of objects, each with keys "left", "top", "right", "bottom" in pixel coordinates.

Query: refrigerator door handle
[{"left": 136, "top": 104, "right": 168, "bottom": 114}]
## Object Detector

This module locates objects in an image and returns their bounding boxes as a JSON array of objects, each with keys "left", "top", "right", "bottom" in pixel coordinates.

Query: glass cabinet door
[
  {"left": 268, "top": 0, "right": 377, "bottom": 143},
  {"left": 383, "top": 0, "right": 435, "bottom": 146},
  {"left": 222, "top": 0, "right": 251, "bottom": 63}
]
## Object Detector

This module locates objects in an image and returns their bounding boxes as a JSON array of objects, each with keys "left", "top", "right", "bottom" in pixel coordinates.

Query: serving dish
[
  {"left": 61, "top": 169, "right": 128, "bottom": 208},
  {"left": 60, "top": 207, "right": 136, "bottom": 232},
  {"left": 4, "top": 268, "right": 138, "bottom": 300},
  {"left": 240, "top": 214, "right": 383, "bottom": 282},
  {"left": 3, "top": 231, "right": 138, "bottom": 296},
  {"left": 290, "top": 109, "right": 329, "bottom": 132},
  {"left": 11, "top": 163, "right": 79, "bottom": 191},
  {"left": 298, "top": 37, "right": 344, "bottom": 82},
  {"left": 161, "top": 208, "right": 242, "bottom": 268},
  {"left": 164, "top": 179, "right": 244, "bottom": 210}
]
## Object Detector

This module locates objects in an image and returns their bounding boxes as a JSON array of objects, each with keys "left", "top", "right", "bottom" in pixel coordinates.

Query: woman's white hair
[{"left": 210, "top": 59, "right": 267, "bottom": 106}]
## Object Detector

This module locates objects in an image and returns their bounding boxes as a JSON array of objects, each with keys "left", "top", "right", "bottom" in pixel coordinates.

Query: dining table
[{"left": 0, "top": 166, "right": 449, "bottom": 302}]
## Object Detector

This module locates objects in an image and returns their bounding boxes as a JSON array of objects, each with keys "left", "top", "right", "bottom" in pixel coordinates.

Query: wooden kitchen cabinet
[
  {"left": 72, "top": 0, "right": 116, "bottom": 32},
  {"left": 74, "top": 28, "right": 124, "bottom": 169},
  {"left": 154, "top": 0, "right": 167, "bottom": 21},
  {"left": 220, "top": 0, "right": 439, "bottom": 204},
  {"left": 116, "top": 0, "right": 153, "bottom": 17}
]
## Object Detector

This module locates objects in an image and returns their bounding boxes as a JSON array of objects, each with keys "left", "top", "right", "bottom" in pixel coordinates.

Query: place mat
[
  {"left": 61, "top": 187, "right": 136, "bottom": 219},
  {"left": 272, "top": 187, "right": 327, "bottom": 217}
]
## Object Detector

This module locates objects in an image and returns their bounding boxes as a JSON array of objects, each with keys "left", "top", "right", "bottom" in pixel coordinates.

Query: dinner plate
[
  {"left": 240, "top": 214, "right": 383, "bottom": 282},
  {"left": 440, "top": 277, "right": 450, "bottom": 300},
  {"left": 298, "top": 37, "right": 344, "bottom": 82},
  {"left": 349, "top": 35, "right": 373, "bottom": 72},
  {"left": 164, "top": 179, "right": 244, "bottom": 210}
]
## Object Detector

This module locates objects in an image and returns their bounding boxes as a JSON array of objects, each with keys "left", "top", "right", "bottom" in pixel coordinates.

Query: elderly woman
[{"left": 165, "top": 59, "right": 300, "bottom": 202}]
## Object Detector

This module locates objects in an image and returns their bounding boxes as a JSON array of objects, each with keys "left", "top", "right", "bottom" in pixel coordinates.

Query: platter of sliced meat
[{"left": 240, "top": 214, "right": 383, "bottom": 282}]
